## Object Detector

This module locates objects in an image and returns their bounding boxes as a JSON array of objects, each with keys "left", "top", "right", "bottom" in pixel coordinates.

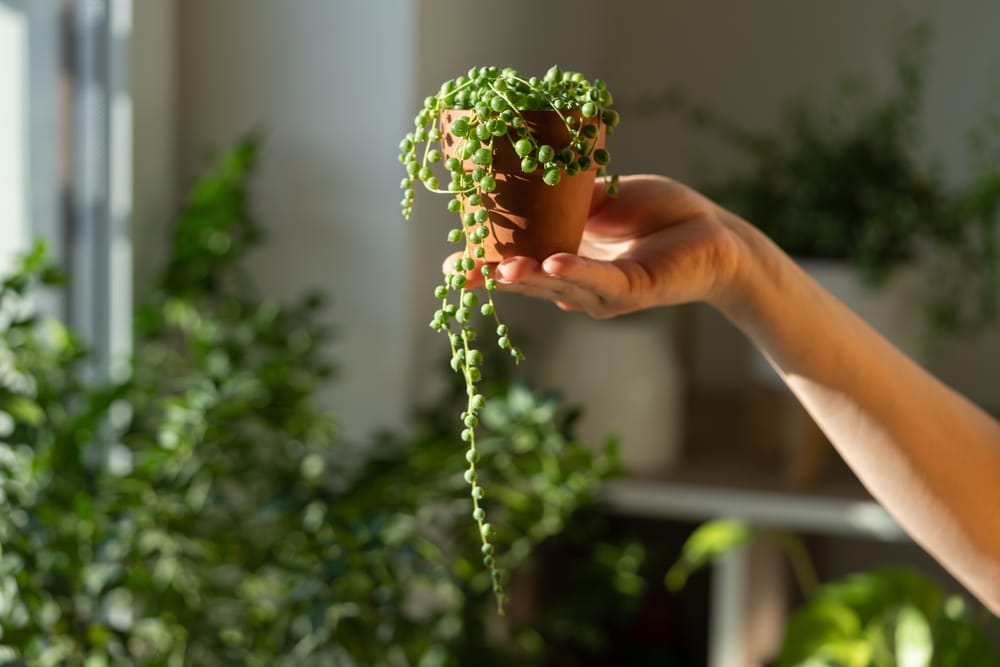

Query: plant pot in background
[
  {"left": 440, "top": 109, "right": 603, "bottom": 262},
  {"left": 746, "top": 259, "right": 925, "bottom": 488},
  {"left": 535, "top": 312, "right": 686, "bottom": 478}
]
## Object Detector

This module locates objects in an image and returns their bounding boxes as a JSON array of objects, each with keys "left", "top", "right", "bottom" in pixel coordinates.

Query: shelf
[
  {"left": 596, "top": 386, "right": 909, "bottom": 542},
  {"left": 593, "top": 389, "right": 919, "bottom": 667},
  {"left": 601, "top": 476, "right": 907, "bottom": 542}
]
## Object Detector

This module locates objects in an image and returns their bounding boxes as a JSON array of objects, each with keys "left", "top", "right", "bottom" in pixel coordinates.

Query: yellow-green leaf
[
  {"left": 665, "top": 519, "right": 755, "bottom": 591},
  {"left": 0, "top": 396, "right": 44, "bottom": 426}
]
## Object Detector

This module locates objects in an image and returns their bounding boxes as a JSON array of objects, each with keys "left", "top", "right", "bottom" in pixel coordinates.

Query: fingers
[
  {"left": 494, "top": 256, "right": 541, "bottom": 283},
  {"left": 554, "top": 299, "right": 584, "bottom": 313},
  {"left": 497, "top": 258, "right": 577, "bottom": 303},
  {"left": 440, "top": 254, "right": 572, "bottom": 295},
  {"left": 441, "top": 251, "right": 629, "bottom": 317},
  {"left": 498, "top": 253, "right": 628, "bottom": 318}
]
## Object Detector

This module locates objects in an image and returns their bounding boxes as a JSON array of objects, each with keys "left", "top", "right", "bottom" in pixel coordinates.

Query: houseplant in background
[
  {"left": 0, "top": 137, "right": 647, "bottom": 666},
  {"left": 399, "top": 64, "right": 620, "bottom": 606},
  {"left": 636, "top": 20, "right": 1000, "bottom": 332},
  {"left": 666, "top": 519, "right": 1000, "bottom": 665}
]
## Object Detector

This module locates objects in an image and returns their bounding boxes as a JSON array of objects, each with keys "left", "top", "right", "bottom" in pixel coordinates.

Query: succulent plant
[{"left": 399, "top": 65, "right": 619, "bottom": 611}]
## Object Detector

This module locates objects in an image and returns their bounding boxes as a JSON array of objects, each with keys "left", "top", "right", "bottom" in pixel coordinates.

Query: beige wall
[
  {"left": 133, "top": 0, "right": 1000, "bottom": 440},
  {"left": 140, "top": 0, "right": 416, "bottom": 440}
]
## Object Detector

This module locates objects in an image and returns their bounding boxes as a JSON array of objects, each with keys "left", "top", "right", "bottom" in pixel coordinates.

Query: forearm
[{"left": 716, "top": 218, "right": 1000, "bottom": 614}]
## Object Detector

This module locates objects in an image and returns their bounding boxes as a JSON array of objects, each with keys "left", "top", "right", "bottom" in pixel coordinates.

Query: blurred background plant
[
  {"left": 0, "top": 137, "right": 646, "bottom": 666},
  {"left": 666, "top": 519, "right": 1000, "bottom": 666},
  {"left": 630, "top": 20, "right": 1000, "bottom": 333}
]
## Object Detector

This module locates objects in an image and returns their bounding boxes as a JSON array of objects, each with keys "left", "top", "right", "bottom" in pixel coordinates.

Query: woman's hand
[{"left": 444, "top": 174, "right": 750, "bottom": 317}]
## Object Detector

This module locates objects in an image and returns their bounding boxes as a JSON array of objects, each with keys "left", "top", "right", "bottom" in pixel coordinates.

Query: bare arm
[
  {"left": 476, "top": 174, "right": 1000, "bottom": 613},
  {"left": 722, "top": 220, "right": 1000, "bottom": 615}
]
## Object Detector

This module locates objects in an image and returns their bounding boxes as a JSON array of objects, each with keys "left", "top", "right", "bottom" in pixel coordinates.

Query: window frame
[{"left": 1, "top": 0, "right": 133, "bottom": 382}]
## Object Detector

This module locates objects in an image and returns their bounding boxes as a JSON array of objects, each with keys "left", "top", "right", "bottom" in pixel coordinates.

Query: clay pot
[{"left": 440, "top": 109, "right": 604, "bottom": 262}]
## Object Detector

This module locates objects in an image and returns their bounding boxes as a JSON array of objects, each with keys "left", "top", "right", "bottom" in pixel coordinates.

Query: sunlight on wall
[{"left": 172, "top": 0, "right": 416, "bottom": 440}]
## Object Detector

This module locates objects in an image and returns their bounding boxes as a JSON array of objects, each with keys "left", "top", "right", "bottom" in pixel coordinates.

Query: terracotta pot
[{"left": 440, "top": 109, "right": 604, "bottom": 262}]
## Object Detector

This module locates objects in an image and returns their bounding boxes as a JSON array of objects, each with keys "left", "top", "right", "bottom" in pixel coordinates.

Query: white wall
[
  {"left": 0, "top": 2, "right": 28, "bottom": 275},
  {"left": 168, "top": 0, "right": 416, "bottom": 441}
]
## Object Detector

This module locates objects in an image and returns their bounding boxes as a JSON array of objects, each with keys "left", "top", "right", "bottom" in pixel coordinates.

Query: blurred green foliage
[
  {"left": 667, "top": 519, "right": 999, "bottom": 666},
  {"left": 639, "top": 20, "right": 1000, "bottom": 332},
  {"left": 777, "top": 568, "right": 998, "bottom": 667},
  {"left": 698, "top": 23, "right": 941, "bottom": 284},
  {"left": 0, "top": 138, "right": 644, "bottom": 665}
]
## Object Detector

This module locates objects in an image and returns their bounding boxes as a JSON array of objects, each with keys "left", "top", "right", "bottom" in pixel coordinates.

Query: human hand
[{"left": 444, "top": 174, "right": 747, "bottom": 318}]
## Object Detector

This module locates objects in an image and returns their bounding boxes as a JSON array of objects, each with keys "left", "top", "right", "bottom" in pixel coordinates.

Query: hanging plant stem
[{"left": 399, "top": 65, "right": 620, "bottom": 612}]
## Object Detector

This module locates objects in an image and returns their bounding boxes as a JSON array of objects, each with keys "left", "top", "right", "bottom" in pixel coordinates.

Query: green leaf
[
  {"left": 814, "top": 568, "right": 942, "bottom": 626},
  {"left": 811, "top": 638, "right": 874, "bottom": 667},
  {"left": 664, "top": 519, "right": 756, "bottom": 591},
  {"left": 893, "top": 604, "right": 932, "bottom": 667},
  {"left": 17, "top": 239, "right": 48, "bottom": 274},
  {"left": 0, "top": 396, "right": 44, "bottom": 427},
  {"left": 776, "top": 601, "right": 863, "bottom": 666}
]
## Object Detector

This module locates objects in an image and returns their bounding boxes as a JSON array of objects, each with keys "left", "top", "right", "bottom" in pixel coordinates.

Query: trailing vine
[{"left": 399, "top": 65, "right": 619, "bottom": 612}]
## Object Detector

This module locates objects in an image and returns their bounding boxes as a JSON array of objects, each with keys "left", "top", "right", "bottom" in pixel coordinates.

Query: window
[{"left": 0, "top": 0, "right": 132, "bottom": 381}]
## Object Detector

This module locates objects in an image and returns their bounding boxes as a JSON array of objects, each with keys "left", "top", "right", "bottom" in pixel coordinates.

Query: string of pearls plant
[{"left": 399, "top": 65, "right": 619, "bottom": 612}]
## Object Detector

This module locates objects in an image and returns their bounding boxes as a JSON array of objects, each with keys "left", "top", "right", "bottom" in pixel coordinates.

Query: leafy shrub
[
  {"left": 0, "top": 138, "right": 641, "bottom": 665},
  {"left": 636, "top": 21, "right": 1000, "bottom": 331},
  {"left": 666, "top": 519, "right": 999, "bottom": 666}
]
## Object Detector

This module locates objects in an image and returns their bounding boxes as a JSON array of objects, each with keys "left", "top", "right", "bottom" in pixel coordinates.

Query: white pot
[{"left": 534, "top": 312, "right": 685, "bottom": 477}]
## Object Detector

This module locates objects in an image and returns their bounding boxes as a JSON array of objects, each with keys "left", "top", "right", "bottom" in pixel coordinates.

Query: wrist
[{"left": 709, "top": 210, "right": 788, "bottom": 327}]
